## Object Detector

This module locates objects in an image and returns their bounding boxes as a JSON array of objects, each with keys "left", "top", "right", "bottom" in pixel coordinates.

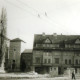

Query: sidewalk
[
  {"left": 0, "top": 72, "right": 68, "bottom": 79},
  {"left": 0, "top": 73, "right": 79, "bottom": 80},
  {"left": 0, "top": 72, "right": 50, "bottom": 79}
]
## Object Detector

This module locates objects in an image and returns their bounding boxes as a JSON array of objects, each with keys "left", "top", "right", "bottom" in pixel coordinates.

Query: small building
[
  {"left": 8, "top": 38, "right": 26, "bottom": 71},
  {"left": 20, "top": 49, "right": 33, "bottom": 72}
]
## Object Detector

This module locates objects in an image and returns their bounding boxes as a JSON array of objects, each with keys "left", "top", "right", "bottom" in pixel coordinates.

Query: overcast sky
[{"left": 0, "top": 0, "right": 80, "bottom": 49}]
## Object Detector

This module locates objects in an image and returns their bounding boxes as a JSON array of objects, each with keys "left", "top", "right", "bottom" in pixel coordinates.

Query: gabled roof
[
  {"left": 22, "top": 49, "right": 32, "bottom": 53},
  {"left": 33, "top": 34, "right": 80, "bottom": 46},
  {"left": 10, "top": 38, "right": 26, "bottom": 43}
]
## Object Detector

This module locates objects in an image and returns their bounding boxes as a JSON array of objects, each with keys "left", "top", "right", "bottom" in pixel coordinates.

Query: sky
[{"left": 0, "top": 0, "right": 80, "bottom": 49}]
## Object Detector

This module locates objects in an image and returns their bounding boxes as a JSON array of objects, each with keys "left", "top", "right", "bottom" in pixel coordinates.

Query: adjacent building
[
  {"left": 33, "top": 33, "right": 80, "bottom": 75},
  {"left": 20, "top": 49, "right": 33, "bottom": 72}
]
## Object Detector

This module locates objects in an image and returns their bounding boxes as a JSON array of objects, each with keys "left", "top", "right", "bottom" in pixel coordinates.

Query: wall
[
  {"left": 49, "top": 66, "right": 58, "bottom": 77},
  {"left": 9, "top": 41, "right": 21, "bottom": 71},
  {"left": 21, "top": 53, "right": 32, "bottom": 72},
  {"left": 33, "top": 50, "right": 42, "bottom": 65}
]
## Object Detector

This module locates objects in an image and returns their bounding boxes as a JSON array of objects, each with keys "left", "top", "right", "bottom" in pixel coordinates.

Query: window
[
  {"left": 44, "top": 38, "right": 51, "bottom": 43},
  {"left": 54, "top": 68, "right": 56, "bottom": 70},
  {"left": 36, "top": 44, "right": 41, "bottom": 47},
  {"left": 65, "top": 59, "right": 67, "bottom": 64},
  {"left": 76, "top": 53, "right": 79, "bottom": 56},
  {"left": 46, "top": 44, "right": 50, "bottom": 47},
  {"left": 55, "top": 58, "right": 59, "bottom": 64},
  {"left": 44, "top": 52, "right": 51, "bottom": 56},
  {"left": 50, "top": 67, "right": 52, "bottom": 71},
  {"left": 35, "top": 57, "right": 40, "bottom": 63},
  {"left": 48, "top": 59, "right": 51, "bottom": 63},
  {"left": 75, "top": 59, "right": 78, "bottom": 65},
  {"left": 59, "top": 41, "right": 65, "bottom": 48},
  {"left": 69, "top": 59, "right": 71, "bottom": 64},
  {"left": 43, "top": 44, "right": 46, "bottom": 47},
  {"left": 55, "top": 44, "right": 59, "bottom": 48},
  {"left": 44, "top": 59, "right": 47, "bottom": 63},
  {"left": 75, "top": 39, "right": 80, "bottom": 44},
  {"left": 46, "top": 52, "right": 49, "bottom": 56}
]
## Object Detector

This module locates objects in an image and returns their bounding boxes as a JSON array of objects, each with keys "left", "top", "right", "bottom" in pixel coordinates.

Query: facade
[
  {"left": 20, "top": 49, "right": 33, "bottom": 72},
  {"left": 8, "top": 38, "right": 26, "bottom": 71},
  {"left": 33, "top": 33, "right": 80, "bottom": 75}
]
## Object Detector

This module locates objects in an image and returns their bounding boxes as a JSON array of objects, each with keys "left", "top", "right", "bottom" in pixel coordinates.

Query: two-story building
[{"left": 33, "top": 33, "right": 80, "bottom": 75}]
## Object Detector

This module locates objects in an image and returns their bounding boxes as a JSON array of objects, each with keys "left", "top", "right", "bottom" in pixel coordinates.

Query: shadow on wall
[{"left": 20, "top": 59, "right": 26, "bottom": 72}]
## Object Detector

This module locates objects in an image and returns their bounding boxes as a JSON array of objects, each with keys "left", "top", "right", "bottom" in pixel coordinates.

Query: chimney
[
  {"left": 42, "top": 32, "right": 45, "bottom": 36},
  {"left": 53, "top": 33, "right": 57, "bottom": 36}
]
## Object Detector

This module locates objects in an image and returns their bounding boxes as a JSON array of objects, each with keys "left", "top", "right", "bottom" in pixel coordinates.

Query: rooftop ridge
[{"left": 10, "top": 38, "right": 26, "bottom": 43}]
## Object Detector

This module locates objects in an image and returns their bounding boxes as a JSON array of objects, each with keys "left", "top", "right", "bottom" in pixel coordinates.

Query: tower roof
[{"left": 10, "top": 38, "right": 26, "bottom": 43}]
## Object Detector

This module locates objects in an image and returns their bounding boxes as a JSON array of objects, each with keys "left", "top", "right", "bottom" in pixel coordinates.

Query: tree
[{"left": 0, "top": 8, "right": 7, "bottom": 70}]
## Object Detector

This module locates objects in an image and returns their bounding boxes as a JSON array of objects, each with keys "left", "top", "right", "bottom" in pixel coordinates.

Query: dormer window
[
  {"left": 44, "top": 38, "right": 51, "bottom": 44},
  {"left": 75, "top": 39, "right": 80, "bottom": 44}
]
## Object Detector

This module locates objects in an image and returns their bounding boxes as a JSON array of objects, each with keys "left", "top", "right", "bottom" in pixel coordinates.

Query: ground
[
  {"left": 0, "top": 78, "right": 79, "bottom": 80},
  {"left": 0, "top": 72, "right": 80, "bottom": 80}
]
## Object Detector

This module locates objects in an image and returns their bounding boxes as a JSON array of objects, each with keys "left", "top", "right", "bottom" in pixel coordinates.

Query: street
[{"left": 0, "top": 78, "right": 79, "bottom": 80}]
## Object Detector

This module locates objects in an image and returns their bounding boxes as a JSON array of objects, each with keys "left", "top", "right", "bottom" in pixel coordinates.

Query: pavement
[
  {"left": 0, "top": 72, "right": 50, "bottom": 79},
  {"left": 0, "top": 72, "right": 80, "bottom": 80}
]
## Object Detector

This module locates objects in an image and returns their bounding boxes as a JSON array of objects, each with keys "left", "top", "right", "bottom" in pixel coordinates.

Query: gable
[
  {"left": 44, "top": 38, "right": 51, "bottom": 43},
  {"left": 75, "top": 39, "right": 80, "bottom": 44}
]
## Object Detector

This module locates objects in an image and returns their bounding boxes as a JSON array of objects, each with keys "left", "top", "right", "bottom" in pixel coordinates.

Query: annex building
[
  {"left": 33, "top": 33, "right": 80, "bottom": 75},
  {"left": 20, "top": 49, "right": 33, "bottom": 72}
]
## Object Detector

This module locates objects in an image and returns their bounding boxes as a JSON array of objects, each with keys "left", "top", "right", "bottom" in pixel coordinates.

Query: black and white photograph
[{"left": 0, "top": 0, "right": 80, "bottom": 80}]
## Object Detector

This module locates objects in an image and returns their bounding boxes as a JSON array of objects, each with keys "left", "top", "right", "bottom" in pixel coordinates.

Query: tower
[{"left": 9, "top": 38, "right": 26, "bottom": 71}]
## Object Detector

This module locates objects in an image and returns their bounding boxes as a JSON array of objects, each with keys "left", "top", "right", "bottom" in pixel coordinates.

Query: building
[
  {"left": 20, "top": 49, "right": 33, "bottom": 72},
  {"left": 8, "top": 38, "right": 26, "bottom": 71},
  {"left": 33, "top": 33, "right": 80, "bottom": 75}
]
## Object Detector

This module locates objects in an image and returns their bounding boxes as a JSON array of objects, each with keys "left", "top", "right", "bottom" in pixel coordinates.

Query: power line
[
  {"left": 15, "top": 0, "right": 43, "bottom": 18},
  {"left": 4, "top": 0, "right": 37, "bottom": 17},
  {"left": 4, "top": 0, "right": 67, "bottom": 32},
  {"left": 16, "top": 0, "right": 39, "bottom": 13},
  {"left": 15, "top": 0, "right": 67, "bottom": 32}
]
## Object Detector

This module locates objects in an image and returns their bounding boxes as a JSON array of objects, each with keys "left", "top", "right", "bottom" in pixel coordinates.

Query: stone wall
[{"left": 9, "top": 41, "right": 21, "bottom": 71}]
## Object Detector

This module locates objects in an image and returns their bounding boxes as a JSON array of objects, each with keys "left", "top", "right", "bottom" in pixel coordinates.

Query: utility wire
[
  {"left": 4, "top": 0, "right": 37, "bottom": 17},
  {"left": 4, "top": 0, "right": 67, "bottom": 32},
  {"left": 15, "top": 0, "right": 43, "bottom": 17},
  {"left": 16, "top": 0, "right": 39, "bottom": 13},
  {"left": 15, "top": 0, "right": 67, "bottom": 32}
]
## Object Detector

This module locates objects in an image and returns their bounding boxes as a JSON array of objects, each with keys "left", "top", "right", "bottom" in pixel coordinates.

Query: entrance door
[{"left": 58, "top": 67, "right": 61, "bottom": 75}]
